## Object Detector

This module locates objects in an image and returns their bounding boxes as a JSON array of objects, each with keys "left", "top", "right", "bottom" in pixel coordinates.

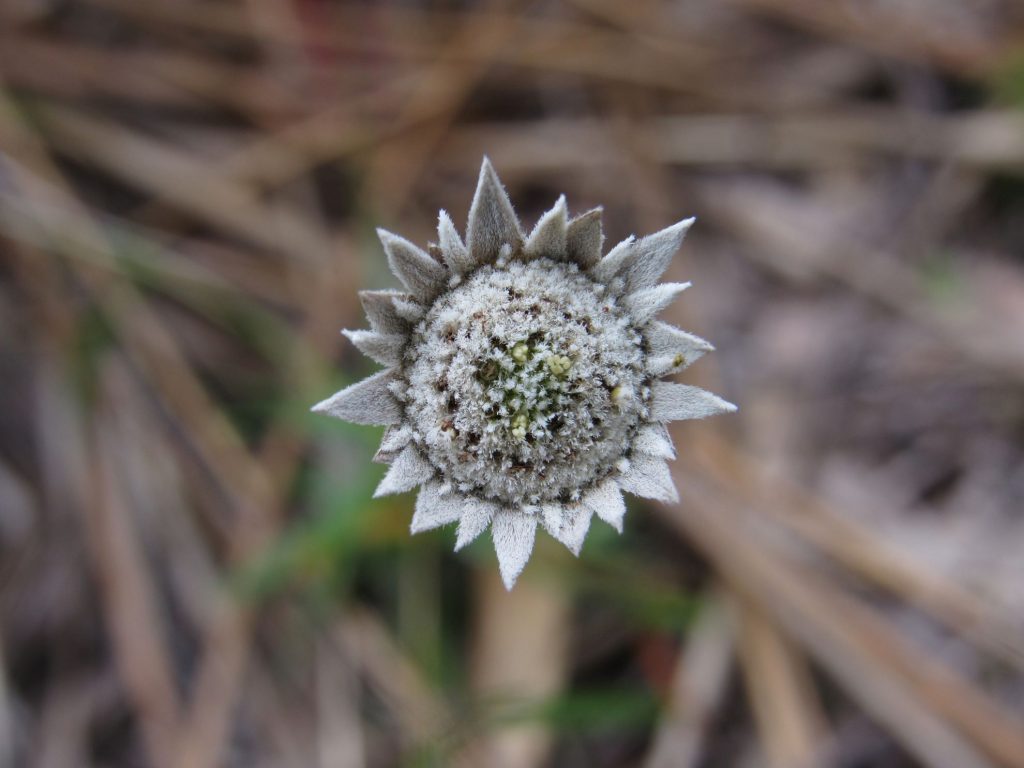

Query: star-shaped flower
[{"left": 314, "top": 158, "right": 735, "bottom": 588}]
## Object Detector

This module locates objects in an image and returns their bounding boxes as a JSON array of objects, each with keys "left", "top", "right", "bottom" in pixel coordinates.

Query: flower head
[{"left": 314, "top": 159, "right": 736, "bottom": 588}]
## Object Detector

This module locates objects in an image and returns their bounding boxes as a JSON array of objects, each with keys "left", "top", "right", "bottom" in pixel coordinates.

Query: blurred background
[{"left": 2, "top": 1, "right": 1024, "bottom": 767}]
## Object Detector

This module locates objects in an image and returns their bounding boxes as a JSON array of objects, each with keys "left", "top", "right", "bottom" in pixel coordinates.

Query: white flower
[{"left": 314, "top": 158, "right": 736, "bottom": 589}]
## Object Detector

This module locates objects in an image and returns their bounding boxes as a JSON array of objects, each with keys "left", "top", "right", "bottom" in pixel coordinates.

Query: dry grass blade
[
  {"left": 34, "top": 676, "right": 121, "bottom": 768},
  {"left": 0, "top": 90, "right": 289, "bottom": 517},
  {"left": 727, "top": 0, "right": 1017, "bottom": 75},
  {"left": 695, "top": 181, "right": 1024, "bottom": 384},
  {"left": 664, "top": 466, "right": 1024, "bottom": 768},
  {"left": 335, "top": 609, "right": 446, "bottom": 744},
  {"left": 30, "top": 102, "right": 334, "bottom": 261},
  {"left": 644, "top": 590, "right": 736, "bottom": 768},
  {"left": 0, "top": 633, "right": 13, "bottom": 768},
  {"left": 0, "top": 35, "right": 304, "bottom": 117},
  {"left": 317, "top": 631, "right": 366, "bottom": 768},
  {"left": 0, "top": 86, "right": 289, "bottom": 768},
  {"left": 335, "top": 608, "right": 481, "bottom": 768},
  {"left": 90, "top": 368, "right": 182, "bottom": 768},
  {"left": 736, "top": 597, "right": 824, "bottom": 768},
  {"left": 461, "top": 566, "right": 569, "bottom": 768},
  {"left": 364, "top": 0, "right": 526, "bottom": 214},
  {"left": 79, "top": 0, "right": 254, "bottom": 41},
  {"left": 690, "top": 432, "right": 1024, "bottom": 673},
  {"left": 82, "top": 0, "right": 736, "bottom": 102},
  {"left": 445, "top": 111, "right": 1024, "bottom": 173},
  {"left": 173, "top": 609, "right": 252, "bottom": 768},
  {"left": 213, "top": 75, "right": 424, "bottom": 189},
  {"left": 0, "top": 155, "right": 273, "bottom": 524}
]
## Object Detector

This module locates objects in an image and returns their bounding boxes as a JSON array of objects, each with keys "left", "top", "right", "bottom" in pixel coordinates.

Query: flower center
[
  {"left": 405, "top": 259, "right": 648, "bottom": 505},
  {"left": 475, "top": 336, "right": 574, "bottom": 441}
]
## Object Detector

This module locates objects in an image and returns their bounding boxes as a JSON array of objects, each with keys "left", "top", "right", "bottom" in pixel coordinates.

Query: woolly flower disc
[
  {"left": 313, "top": 158, "right": 736, "bottom": 589},
  {"left": 406, "top": 258, "right": 646, "bottom": 506}
]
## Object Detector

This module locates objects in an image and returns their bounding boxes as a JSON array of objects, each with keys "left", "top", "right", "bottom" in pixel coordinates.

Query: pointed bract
[
  {"left": 379, "top": 425, "right": 413, "bottom": 453},
  {"left": 620, "top": 218, "right": 694, "bottom": 292},
  {"left": 492, "top": 510, "right": 538, "bottom": 589},
  {"left": 651, "top": 381, "right": 737, "bottom": 422},
  {"left": 525, "top": 196, "right": 568, "bottom": 260},
  {"left": 633, "top": 424, "right": 676, "bottom": 459},
  {"left": 566, "top": 208, "right": 604, "bottom": 269},
  {"left": 392, "top": 295, "right": 425, "bottom": 323},
  {"left": 589, "top": 234, "right": 635, "bottom": 284},
  {"left": 342, "top": 329, "right": 405, "bottom": 366},
  {"left": 466, "top": 158, "right": 523, "bottom": 265},
  {"left": 623, "top": 282, "right": 691, "bottom": 326},
  {"left": 584, "top": 479, "right": 627, "bottom": 533},
  {"left": 374, "top": 444, "right": 435, "bottom": 497},
  {"left": 455, "top": 500, "right": 497, "bottom": 550},
  {"left": 644, "top": 321, "right": 714, "bottom": 376},
  {"left": 312, "top": 369, "right": 402, "bottom": 425},
  {"left": 359, "top": 290, "right": 410, "bottom": 335},
  {"left": 438, "top": 209, "right": 474, "bottom": 274},
  {"left": 618, "top": 453, "right": 678, "bottom": 503},
  {"left": 378, "top": 228, "right": 448, "bottom": 303},
  {"left": 541, "top": 503, "right": 593, "bottom": 556},
  {"left": 411, "top": 482, "right": 464, "bottom": 533},
  {"left": 373, "top": 425, "right": 413, "bottom": 464}
]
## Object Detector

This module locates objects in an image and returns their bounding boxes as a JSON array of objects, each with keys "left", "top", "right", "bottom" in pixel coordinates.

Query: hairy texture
[
  {"left": 456, "top": 500, "right": 496, "bottom": 550},
  {"left": 359, "top": 290, "right": 411, "bottom": 335},
  {"left": 566, "top": 208, "right": 604, "bottom": 269},
  {"left": 633, "top": 424, "right": 676, "bottom": 459},
  {"left": 373, "top": 425, "right": 413, "bottom": 464},
  {"left": 341, "top": 330, "right": 405, "bottom": 366},
  {"left": 437, "top": 209, "right": 473, "bottom": 274},
  {"left": 584, "top": 479, "right": 627, "bottom": 533},
  {"left": 644, "top": 321, "right": 714, "bottom": 376},
  {"left": 650, "top": 381, "right": 737, "bottom": 422},
  {"left": 312, "top": 369, "right": 402, "bottom": 425},
  {"left": 314, "top": 158, "right": 735, "bottom": 588},
  {"left": 542, "top": 502, "right": 593, "bottom": 556},
  {"left": 410, "top": 481, "right": 463, "bottom": 533},
  {"left": 491, "top": 511, "right": 537, "bottom": 587},
  {"left": 620, "top": 218, "right": 694, "bottom": 292},
  {"left": 624, "top": 282, "right": 690, "bottom": 326},
  {"left": 405, "top": 258, "right": 646, "bottom": 505},
  {"left": 618, "top": 453, "right": 679, "bottom": 503},
  {"left": 378, "top": 229, "right": 448, "bottom": 303},
  {"left": 524, "top": 195, "right": 568, "bottom": 260},
  {"left": 374, "top": 445, "right": 435, "bottom": 498},
  {"left": 466, "top": 158, "right": 523, "bottom": 265}
]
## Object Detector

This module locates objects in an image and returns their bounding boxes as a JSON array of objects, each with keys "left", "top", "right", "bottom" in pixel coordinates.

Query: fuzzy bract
[{"left": 314, "top": 158, "right": 736, "bottom": 588}]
